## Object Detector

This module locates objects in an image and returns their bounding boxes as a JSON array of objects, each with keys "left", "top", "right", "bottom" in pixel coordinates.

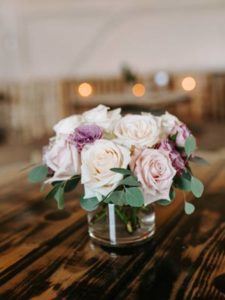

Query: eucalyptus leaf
[
  {"left": 184, "top": 135, "right": 196, "bottom": 157},
  {"left": 184, "top": 201, "right": 195, "bottom": 215},
  {"left": 80, "top": 196, "right": 99, "bottom": 211},
  {"left": 54, "top": 186, "right": 65, "bottom": 209},
  {"left": 28, "top": 165, "right": 48, "bottom": 183},
  {"left": 191, "top": 176, "right": 204, "bottom": 198},
  {"left": 104, "top": 191, "right": 126, "bottom": 206},
  {"left": 125, "top": 187, "right": 144, "bottom": 207},
  {"left": 190, "top": 156, "right": 209, "bottom": 166},
  {"left": 174, "top": 174, "right": 191, "bottom": 191},
  {"left": 170, "top": 188, "right": 176, "bottom": 201},
  {"left": 157, "top": 199, "right": 171, "bottom": 206},
  {"left": 64, "top": 176, "right": 80, "bottom": 192},
  {"left": 120, "top": 176, "right": 140, "bottom": 187},
  {"left": 44, "top": 184, "right": 61, "bottom": 202},
  {"left": 110, "top": 168, "right": 131, "bottom": 175}
]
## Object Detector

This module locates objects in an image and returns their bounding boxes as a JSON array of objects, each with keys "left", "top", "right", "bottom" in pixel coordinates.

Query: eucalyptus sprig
[{"left": 44, "top": 175, "right": 81, "bottom": 209}]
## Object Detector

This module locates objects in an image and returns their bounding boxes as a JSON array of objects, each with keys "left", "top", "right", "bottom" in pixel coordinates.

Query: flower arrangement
[{"left": 29, "top": 105, "right": 207, "bottom": 234}]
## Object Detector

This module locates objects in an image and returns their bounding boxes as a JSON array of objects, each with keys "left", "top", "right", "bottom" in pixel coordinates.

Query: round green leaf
[
  {"left": 157, "top": 199, "right": 171, "bottom": 206},
  {"left": 120, "top": 176, "right": 140, "bottom": 187},
  {"left": 110, "top": 168, "right": 131, "bottom": 175},
  {"left": 184, "top": 201, "right": 195, "bottom": 215},
  {"left": 80, "top": 196, "right": 99, "bottom": 211},
  {"left": 190, "top": 156, "right": 209, "bottom": 166},
  {"left": 125, "top": 187, "right": 144, "bottom": 207},
  {"left": 185, "top": 135, "right": 196, "bottom": 157},
  {"left": 174, "top": 175, "right": 191, "bottom": 191},
  {"left": 191, "top": 176, "right": 204, "bottom": 198},
  {"left": 104, "top": 191, "right": 126, "bottom": 206},
  {"left": 28, "top": 165, "right": 48, "bottom": 183}
]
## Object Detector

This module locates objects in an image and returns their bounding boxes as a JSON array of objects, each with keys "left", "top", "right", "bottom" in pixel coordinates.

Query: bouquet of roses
[{"left": 28, "top": 105, "right": 206, "bottom": 217}]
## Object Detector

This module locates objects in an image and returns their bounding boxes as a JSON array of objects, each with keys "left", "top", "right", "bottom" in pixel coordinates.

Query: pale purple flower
[
  {"left": 158, "top": 139, "right": 186, "bottom": 175},
  {"left": 69, "top": 124, "right": 103, "bottom": 152},
  {"left": 42, "top": 145, "right": 54, "bottom": 176},
  {"left": 172, "top": 124, "right": 191, "bottom": 147}
]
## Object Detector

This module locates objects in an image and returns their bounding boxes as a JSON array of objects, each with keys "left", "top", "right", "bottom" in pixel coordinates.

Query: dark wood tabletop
[{"left": 0, "top": 158, "right": 225, "bottom": 300}]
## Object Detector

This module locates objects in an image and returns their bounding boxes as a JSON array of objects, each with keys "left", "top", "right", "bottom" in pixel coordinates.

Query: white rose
[
  {"left": 114, "top": 114, "right": 160, "bottom": 148},
  {"left": 44, "top": 137, "right": 80, "bottom": 183},
  {"left": 160, "top": 112, "right": 181, "bottom": 135},
  {"left": 82, "top": 104, "right": 121, "bottom": 130},
  {"left": 53, "top": 115, "right": 82, "bottom": 136},
  {"left": 81, "top": 139, "right": 130, "bottom": 201}
]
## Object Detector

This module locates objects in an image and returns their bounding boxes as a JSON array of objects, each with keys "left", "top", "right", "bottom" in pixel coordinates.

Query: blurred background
[{"left": 0, "top": 0, "right": 225, "bottom": 184}]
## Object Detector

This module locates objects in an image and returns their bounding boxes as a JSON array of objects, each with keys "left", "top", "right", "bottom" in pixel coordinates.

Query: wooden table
[
  {"left": 73, "top": 91, "right": 191, "bottom": 115},
  {"left": 0, "top": 158, "right": 225, "bottom": 300}
]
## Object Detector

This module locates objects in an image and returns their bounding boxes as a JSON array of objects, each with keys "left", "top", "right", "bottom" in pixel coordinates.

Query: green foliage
[
  {"left": 110, "top": 168, "right": 131, "bottom": 175},
  {"left": 43, "top": 175, "right": 80, "bottom": 209},
  {"left": 64, "top": 176, "right": 80, "bottom": 192},
  {"left": 28, "top": 165, "right": 48, "bottom": 183},
  {"left": 125, "top": 187, "right": 144, "bottom": 207},
  {"left": 169, "top": 133, "right": 177, "bottom": 142},
  {"left": 44, "top": 183, "right": 65, "bottom": 209},
  {"left": 44, "top": 184, "right": 61, "bottom": 202},
  {"left": 54, "top": 186, "right": 65, "bottom": 209},
  {"left": 157, "top": 188, "right": 177, "bottom": 206},
  {"left": 174, "top": 172, "right": 192, "bottom": 191},
  {"left": 191, "top": 176, "right": 204, "bottom": 198},
  {"left": 170, "top": 188, "right": 176, "bottom": 201},
  {"left": 120, "top": 176, "right": 140, "bottom": 187},
  {"left": 184, "top": 201, "right": 195, "bottom": 215},
  {"left": 104, "top": 191, "right": 126, "bottom": 206},
  {"left": 157, "top": 199, "right": 171, "bottom": 206},
  {"left": 80, "top": 196, "right": 99, "bottom": 211},
  {"left": 103, "top": 170, "right": 144, "bottom": 207},
  {"left": 184, "top": 135, "right": 196, "bottom": 157},
  {"left": 190, "top": 156, "right": 209, "bottom": 166}
]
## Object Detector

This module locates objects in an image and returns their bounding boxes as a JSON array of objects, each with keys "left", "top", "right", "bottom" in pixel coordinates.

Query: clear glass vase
[{"left": 87, "top": 204, "right": 155, "bottom": 247}]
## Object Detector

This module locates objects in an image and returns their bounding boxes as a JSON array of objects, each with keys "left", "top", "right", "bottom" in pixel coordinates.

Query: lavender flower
[
  {"left": 69, "top": 124, "right": 103, "bottom": 152},
  {"left": 172, "top": 124, "right": 191, "bottom": 147},
  {"left": 158, "top": 139, "right": 186, "bottom": 175}
]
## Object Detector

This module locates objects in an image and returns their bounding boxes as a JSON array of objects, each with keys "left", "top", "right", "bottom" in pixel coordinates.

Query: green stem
[{"left": 92, "top": 210, "right": 107, "bottom": 223}]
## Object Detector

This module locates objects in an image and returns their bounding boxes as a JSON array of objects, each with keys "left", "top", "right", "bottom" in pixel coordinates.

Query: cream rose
[
  {"left": 53, "top": 115, "right": 82, "bottom": 136},
  {"left": 44, "top": 137, "right": 80, "bottom": 183},
  {"left": 160, "top": 112, "right": 181, "bottom": 135},
  {"left": 114, "top": 114, "right": 160, "bottom": 148},
  {"left": 82, "top": 104, "right": 121, "bottom": 130},
  {"left": 81, "top": 139, "right": 130, "bottom": 201},
  {"left": 130, "top": 148, "right": 176, "bottom": 204}
]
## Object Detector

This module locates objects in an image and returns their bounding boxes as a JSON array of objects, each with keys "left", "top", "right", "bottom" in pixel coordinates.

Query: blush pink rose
[
  {"left": 44, "top": 137, "right": 81, "bottom": 183},
  {"left": 130, "top": 148, "right": 176, "bottom": 204}
]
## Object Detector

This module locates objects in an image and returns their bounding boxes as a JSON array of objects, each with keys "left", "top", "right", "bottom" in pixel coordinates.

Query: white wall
[{"left": 0, "top": 0, "right": 225, "bottom": 80}]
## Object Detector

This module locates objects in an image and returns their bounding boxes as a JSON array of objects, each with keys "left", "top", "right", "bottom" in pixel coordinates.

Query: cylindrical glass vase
[{"left": 88, "top": 204, "right": 155, "bottom": 247}]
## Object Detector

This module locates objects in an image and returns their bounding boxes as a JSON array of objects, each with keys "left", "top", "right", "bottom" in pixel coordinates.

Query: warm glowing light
[
  {"left": 132, "top": 83, "right": 146, "bottom": 97},
  {"left": 181, "top": 77, "right": 196, "bottom": 91},
  {"left": 78, "top": 82, "right": 93, "bottom": 97}
]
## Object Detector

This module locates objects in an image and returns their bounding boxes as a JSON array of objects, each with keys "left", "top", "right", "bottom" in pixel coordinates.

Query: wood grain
[{"left": 0, "top": 160, "right": 224, "bottom": 300}]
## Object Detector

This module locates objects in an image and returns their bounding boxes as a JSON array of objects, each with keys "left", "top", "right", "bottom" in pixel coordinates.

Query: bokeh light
[
  {"left": 78, "top": 82, "right": 93, "bottom": 97},
  {"left": 132, "top": 83, "right": 146, "bottom": 97},
  {"left": 154, "top": 71, "right": 170, "bottom": 87},
  {"left": 181, "top": 77, "right": 196, "bottom": 91}
]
